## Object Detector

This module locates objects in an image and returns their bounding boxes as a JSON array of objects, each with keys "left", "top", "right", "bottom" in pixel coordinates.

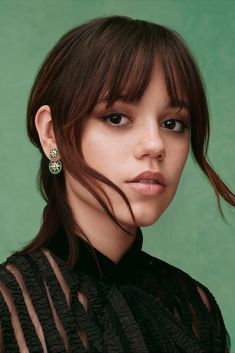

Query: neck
[{"left": 68, "top": 195, "right": 137, "bottom": 264}]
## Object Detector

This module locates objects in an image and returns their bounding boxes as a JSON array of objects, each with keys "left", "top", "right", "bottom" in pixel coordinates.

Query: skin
[{"left": 35, "top": 62, "right": 190, "bottom": 263}]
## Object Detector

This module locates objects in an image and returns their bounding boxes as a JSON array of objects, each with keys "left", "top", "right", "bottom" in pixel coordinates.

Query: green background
[{"left": 0, "top": 0, "right": 234, "bottom": 349}]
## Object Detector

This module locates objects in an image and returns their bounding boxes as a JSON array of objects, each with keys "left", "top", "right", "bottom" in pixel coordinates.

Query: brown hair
[{"left": 19, "top": 15, "right": 235, "bottom": 267}]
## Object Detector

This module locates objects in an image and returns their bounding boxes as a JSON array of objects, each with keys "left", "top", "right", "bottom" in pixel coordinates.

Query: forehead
[{"left": 99, "top": 58, "right": 189, "bottom": 113}]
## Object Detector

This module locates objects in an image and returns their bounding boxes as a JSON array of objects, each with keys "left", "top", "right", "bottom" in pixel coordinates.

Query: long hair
[{"left": 19, "top": 15, "right": 235, "bottom": 267}]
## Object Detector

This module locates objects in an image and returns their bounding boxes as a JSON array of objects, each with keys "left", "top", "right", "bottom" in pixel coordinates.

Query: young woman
[{"left": 0, "top": 15, "right": 233, "bottom": 353}]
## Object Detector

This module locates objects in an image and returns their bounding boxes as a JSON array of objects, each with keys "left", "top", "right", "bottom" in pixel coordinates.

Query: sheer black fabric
[{"left": 0, "top": 228, "right": 230, "bottom": 352}]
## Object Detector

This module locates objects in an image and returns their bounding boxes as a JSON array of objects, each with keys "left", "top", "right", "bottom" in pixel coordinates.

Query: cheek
[
  {"left": 81, "top": 128, "right": 130, "bottom": 174},
  {"left": 181, "top": 139, "right": 190, "bottom": 166},
  {"left": 169, "top": 139, "right": 190, "bottom": 179},
  {"left": 178, "top": 145, "right": 189, "bottom": 168},
  {"left": 81, "top": 129, "right": 106, "bottom": 167}
]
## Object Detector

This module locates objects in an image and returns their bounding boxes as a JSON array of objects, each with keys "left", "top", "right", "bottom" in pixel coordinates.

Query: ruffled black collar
[{"left": 48, "top": 227, "right": 143, "bottom": 284}]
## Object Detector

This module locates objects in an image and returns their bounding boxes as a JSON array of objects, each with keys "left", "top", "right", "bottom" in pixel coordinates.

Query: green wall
[{"left": 0, "top": 0, "right": 234, "bottom": 349}]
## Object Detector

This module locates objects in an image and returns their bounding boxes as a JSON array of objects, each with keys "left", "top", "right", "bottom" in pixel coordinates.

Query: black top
[{"left": 0, "top": 228, "right": 230, "bottom": 352}]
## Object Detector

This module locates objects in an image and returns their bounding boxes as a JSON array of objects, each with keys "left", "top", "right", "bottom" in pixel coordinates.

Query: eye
[
  {"left": 101, "top": 113, "right": 130, "bottom": 127},
  {"left": 161, "top": 119, "right": 187, "bottom": 132}
]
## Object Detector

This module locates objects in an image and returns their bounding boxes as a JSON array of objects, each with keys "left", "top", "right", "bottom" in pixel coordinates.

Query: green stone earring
[{"left": 49, "top": 148, "right": 62, "bottom": 174}]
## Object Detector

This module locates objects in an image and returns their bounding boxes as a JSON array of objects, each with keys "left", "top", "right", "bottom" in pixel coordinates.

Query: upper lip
[{"left": 127, "top": 171, "right": 166, "bottom": 186}]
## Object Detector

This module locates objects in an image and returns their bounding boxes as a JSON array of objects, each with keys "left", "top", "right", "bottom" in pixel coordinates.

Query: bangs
[
  {"left": 97, "top": 21, "right": 157, "bottom": 106},
  {"left": 56, "top": 17, "right": 206, "bottom": 142},
  {"left": 81, "top": 19, "right": 198, "bottom": 114}
]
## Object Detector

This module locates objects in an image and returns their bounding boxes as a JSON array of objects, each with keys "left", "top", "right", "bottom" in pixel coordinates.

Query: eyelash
[
  {"left": 100, "top": 112, "right": 130, "bottom": 128},
  {"left": 99, "top": 112, "right": 190, "bottom": 132},
  {"left": 161, "top": 119, "right": 189, "bottom": 132}
]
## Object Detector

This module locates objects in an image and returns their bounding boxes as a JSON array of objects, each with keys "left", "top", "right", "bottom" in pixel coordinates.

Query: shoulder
[
  {"left": 0, "top": 248, "right": 77, "bottom": 291},
  {"left": 141, "top": 250, "right": 210, "bottom": 286},
  {"left": 139, "top": 250, "right": 230, "bottom": 351},
  {"left": 0, "top": 249, "right": 77, "bottom": 314},
  {"left": 140, "top": 249, "right": 221, "bottom": 310},
  {"left": 0, "top": 249, "right": 79, "bottom": 351},
  {"left": 0, "top": 249, "right": 84, "bottom": 351}
]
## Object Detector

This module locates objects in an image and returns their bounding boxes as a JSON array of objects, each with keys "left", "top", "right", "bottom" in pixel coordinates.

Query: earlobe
[{"left": 35, "top": 105, "right": 57, "bottom": 159}]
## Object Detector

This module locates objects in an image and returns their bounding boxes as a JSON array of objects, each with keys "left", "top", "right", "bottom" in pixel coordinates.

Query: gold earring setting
[{"left": 49, "top": 148, "right": 62, "bottom": 174}]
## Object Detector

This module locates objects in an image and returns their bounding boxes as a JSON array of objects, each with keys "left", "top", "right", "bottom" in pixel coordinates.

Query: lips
[
  {"left": 126, "top": 171, "right": 166, "bottom": 196},
  {"left": 127, "top": 171, "right": 165, "bottom": 186}
]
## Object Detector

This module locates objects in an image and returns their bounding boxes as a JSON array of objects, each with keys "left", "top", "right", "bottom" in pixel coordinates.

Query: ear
[{"left": 35, "top": 105, "right": 57, "bottom": 159}]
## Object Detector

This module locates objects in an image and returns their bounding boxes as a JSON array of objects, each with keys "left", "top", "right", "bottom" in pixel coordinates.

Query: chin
[
  {"left": 119, "top": 208, "right": 165, "bottom": 229},
  {"left": 135, "top": 214, "right": 162, "bottom": 227},
  {"left": 132, "top": 202, "right": 168, "bottom": 226},
  {"left": 112, "top": 196, "right": 173, "bottom": 230}
]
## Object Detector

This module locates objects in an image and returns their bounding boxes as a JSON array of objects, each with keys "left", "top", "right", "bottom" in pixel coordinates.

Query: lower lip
[{"left": 126, "top": 182, "right": 165, "bottom": 195}]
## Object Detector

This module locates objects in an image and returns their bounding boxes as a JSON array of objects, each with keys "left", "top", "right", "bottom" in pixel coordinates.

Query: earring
[{"left": 48, "top": 148, "right": 62, "bottom": 174}]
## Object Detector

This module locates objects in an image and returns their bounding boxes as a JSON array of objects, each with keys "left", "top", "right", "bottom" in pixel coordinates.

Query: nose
[{"left": 134, "top": 123, "right": 166, "bottom": 161}]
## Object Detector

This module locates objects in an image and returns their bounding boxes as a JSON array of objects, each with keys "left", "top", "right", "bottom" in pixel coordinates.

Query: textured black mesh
[{"left": 0, "top": 228, "right": 229, "bottom": 353}]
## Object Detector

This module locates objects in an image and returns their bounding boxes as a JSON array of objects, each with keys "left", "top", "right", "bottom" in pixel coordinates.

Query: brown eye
[
  {"left": 108, "top": 114, "right": 123, "bottom": 124},
  {"left": 102, "top": 113, "right": 130, "bottom": 127},
  {"left": 165, "top": 120, "right": 176, "bottom": 129},
  {"left": 161, "top": 119, "right": 185, "bottom": 132}
]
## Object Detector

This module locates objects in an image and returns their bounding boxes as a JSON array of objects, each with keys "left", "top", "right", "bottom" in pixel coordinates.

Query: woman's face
[{"left": 65, "top": 63, "right": 190, "bottom": 231}]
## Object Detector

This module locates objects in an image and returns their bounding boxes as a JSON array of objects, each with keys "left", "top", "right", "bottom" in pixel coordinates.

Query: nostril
[{"left": 134, "top": 139, "right": 166, "bottom": 160}]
